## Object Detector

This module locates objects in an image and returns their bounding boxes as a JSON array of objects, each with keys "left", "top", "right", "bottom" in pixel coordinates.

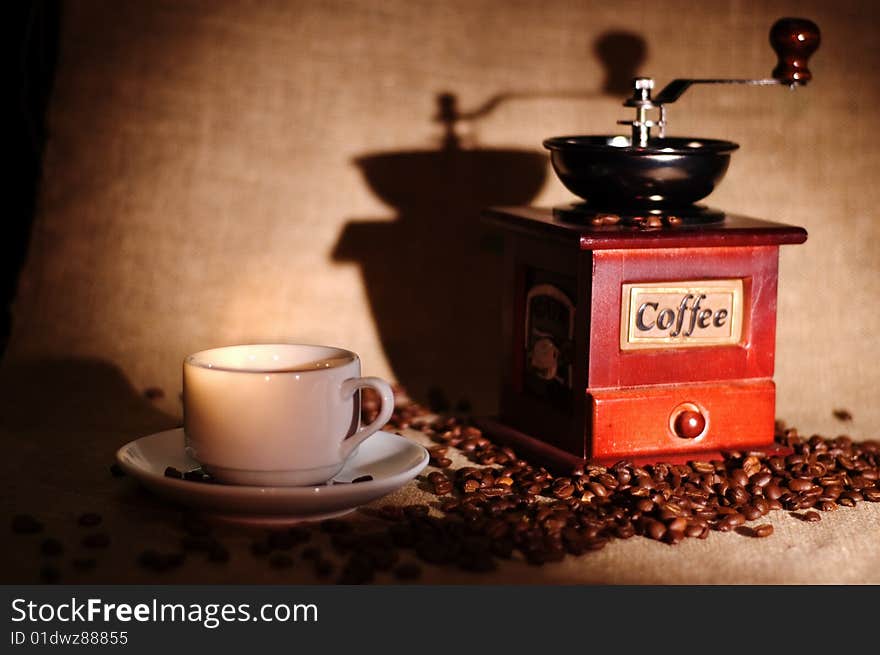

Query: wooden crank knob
[
  {"left": 673, "top": 408, "right": 706, "bottom": 440},
  {"left": 770, "top": 17, "right": 820, "bottom": 85}
]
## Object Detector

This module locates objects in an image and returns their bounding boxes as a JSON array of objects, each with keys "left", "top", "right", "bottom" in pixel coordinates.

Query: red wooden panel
[
  {"left": 499, "top": 233, "right": 586, "bottom": 457},
  {"left": 589, "top": 380, "right": 776, "bottom": 460},
  {"left": 588, "top": 246, "right": 779, "bottom": 388}
]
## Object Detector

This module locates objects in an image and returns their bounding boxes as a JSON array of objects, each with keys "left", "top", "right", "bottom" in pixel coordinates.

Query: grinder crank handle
[{"left": 652, "top": 17, "right": 821, "bottom": 104}]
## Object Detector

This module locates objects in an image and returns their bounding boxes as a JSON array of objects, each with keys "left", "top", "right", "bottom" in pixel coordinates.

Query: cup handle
[{"left": 339, "top": 377, "right": 395, "bottom": 459}]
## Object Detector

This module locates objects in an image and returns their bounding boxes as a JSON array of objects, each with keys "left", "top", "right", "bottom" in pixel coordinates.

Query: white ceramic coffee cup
[{"left": 182, "top": 344, "right": 394, "bottom": 486}]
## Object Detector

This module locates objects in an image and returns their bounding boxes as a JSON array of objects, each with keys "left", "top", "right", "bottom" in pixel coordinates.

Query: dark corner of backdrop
[{"left": 6, "top": 0, "right": 61, "bottom": 355}]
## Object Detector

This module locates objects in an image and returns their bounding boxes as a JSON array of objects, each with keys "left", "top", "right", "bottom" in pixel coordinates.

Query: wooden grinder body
[{"left": 481, "top": 207, "right": 807, "bottom": 468}]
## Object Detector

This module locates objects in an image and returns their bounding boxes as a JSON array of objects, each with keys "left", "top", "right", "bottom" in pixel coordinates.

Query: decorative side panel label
[
  {"left": 524, "top": 279, "right": 575, "bottom": 408},
  {"left": 620, "top": 279, "right": 744, "bottom": 350}
]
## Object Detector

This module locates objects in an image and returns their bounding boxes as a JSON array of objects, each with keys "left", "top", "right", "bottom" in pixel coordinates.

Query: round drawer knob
[{"left": 673, "top": 408, "right": 706, "bottom": 439}]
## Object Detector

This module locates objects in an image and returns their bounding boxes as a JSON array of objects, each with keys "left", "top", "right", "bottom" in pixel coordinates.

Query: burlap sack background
[
  {"left": 6, "top": 0, "right": 878, "bottom": 435},
  {"left": 1, "top": 0, "right": 878, "bottom": 585},
  {"left": 7, "top": 0, "right": 879, "bottom": 437}
]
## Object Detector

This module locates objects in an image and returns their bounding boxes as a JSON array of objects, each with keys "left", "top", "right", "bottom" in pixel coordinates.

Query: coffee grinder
[{"left": 479, "top": 18, "right": 820, "bottom": 468}]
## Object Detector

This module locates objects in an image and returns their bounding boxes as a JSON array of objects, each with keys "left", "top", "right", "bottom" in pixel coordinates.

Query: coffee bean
[
  {"left": 82, "top": 533, "right": 110, "bottom": 549},
  {"left": 40, "top": 538, "right": 64, "bottom": 557},
  {"left": 864, "top": 489, "right": 880, "bottom": 502},
  {"left": 181, "top": 515, "right": 212, "bottom": 537},
  {"left": 183, "top": 469, "right": 212, "bottom": 482},
  {"left": 378, "top": 505, "right": 405, "bottom": 521},
  {"left": 635, "top": 498, "right": 654, "bottom": 513},
  {"left": 742, "top": 505, "right": 762, "bottom": 521},
  {"left": 727, "top": 486, "right": 750, "bottom": 505},
  {"left": 40, "top": 565, "right": 61, "bottom": 584},
  {"left": 138, "top": 550, "right": 185, "bottom": 572},
  {"left": 646, "top": 520, "right": 666, "bottom": 541},
  {"left": 71, "top": 557, "right": 97, "bottom": 572},
  {"left": 250, "top": 541, "right": 271, "bottom": 557},
  {"left": 685, "top": 522, "right": 704, "bottom": 538},
  {"left": 267, "top": 532, "right": 294, "bottom": 550},
  {"left": 183, "top": 535, "right": 216, "bottom": 556},
  {"left": 742, "top": 456, "right": 762, "bottom": 477},
  {"left": 459, "top": 550, "right": 498, "bottom": 572},
  {"left": 208, "top": 545, "right": 230, "bottom": 563},
  {"left": 143, "top": 386, "right": 165, "bottom": 400},
  {"left": 764, "top": 484, "right": 783, "bottom": 500},
  {"left": 301, "top": 546, "right": 321, "bottom": 561},
  {"left": 462, "top": 479, "right": 481, "bottom": 494},
  {"left": 165, "top": 552, "right": 185, "bottom": 568},
  {"left": 138, "top": 550, "right": 163, "bottom": 570},
  {"left": 320, "top": 519, "right": 352, "bottom": 534},
  {"left": 726, "top": 513, "right": 746, "bottom": 527},
  {"left": 77, "top": 513, "right": 102, "bottom": 528},
  {"left": 666, "top": 517, "right": 688, "bottom": 533},
  {"left": 164, "top": 466, "right": 183, "bottom": 479},
  {"left": 428, "top": 471, "right": 453, "bottom": 495},
  {"left": 753, "top": 524, "right": 774, "bottom": 538},
  {"left": 588, "top": 482, "right": 609, "bottom": 498},
  {"left": 337, "top": 554, "right": 374, "bottom": 584},
  {"left": 11, "top": 514, "right": 43, "bottom": 534},
  {"left": 404, "top": 504, "right": 429, "bottom": 519},
  {"left": 286, "top": 527, "right": 310, "bottom": 544},
  {"left": 751, "top": 472, "right": 772, "bottom": 487},
  {"left": 692, "top": 461, "right": 715, "bottom": 474},
  {"left": 552, "top": 479, "right": 575, "bottom": 499},
  {"left": 597, "top": 473, "right": 618, "bottom": 490},
  {"left": 331, "top": 533, "right": 358, "bottom": 553},
  {"left": 788, "top": 478, "right": 813, "bottom": 492},
  {"left": 314, "top": 558, "right": 334, "bottom": 578},
  {"left": 615, "top": 523, "right": 636, "bottom": 539},
  {"left": 730, "top": 469, "right": 749, "bottom": 487},
  {"left": 491, "top": 538, "right": 515, "bottom": 558},
  {"left": 393, "top": 562, "right": 422, "bottom": 580},
  {"left": 820, "top": 484, "right": 843, "bottom": 500},
  {"left": 269, "top": 553, "right": 294, "bottom": 569}
]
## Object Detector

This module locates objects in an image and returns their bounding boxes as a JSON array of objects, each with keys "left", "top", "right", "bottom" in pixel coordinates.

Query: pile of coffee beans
[
  {"left": 347, "top": 392, "right": 879, "bottom": 576},
  {"left": 11, "top": 389, "right": 879, "bottom": 584},
  {"left": 10, "top": 511, "right": 111, "bottom": 583}
]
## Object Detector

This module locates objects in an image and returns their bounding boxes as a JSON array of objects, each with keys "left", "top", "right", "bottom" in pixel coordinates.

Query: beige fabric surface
[
  {"left": 0, "top": 359, "right": 878, "bottom": 584},
  {"left": 2, "top": 0, "right": 879, "bottom": 583}
]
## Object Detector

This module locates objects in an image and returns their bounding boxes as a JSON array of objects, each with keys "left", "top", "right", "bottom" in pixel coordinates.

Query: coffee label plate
[{"left": 620, "top": 279, "right": 744, "bottom": 350}]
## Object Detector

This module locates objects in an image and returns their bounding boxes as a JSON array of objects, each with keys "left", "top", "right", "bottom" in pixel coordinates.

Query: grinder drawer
[{"left": 588, "top": 380, "right": 775, "bottom": 461}]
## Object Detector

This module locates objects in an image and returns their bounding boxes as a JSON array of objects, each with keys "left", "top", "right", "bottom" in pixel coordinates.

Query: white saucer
[{"left": 116, "top": 428, "right": 428, "bottom": 525}]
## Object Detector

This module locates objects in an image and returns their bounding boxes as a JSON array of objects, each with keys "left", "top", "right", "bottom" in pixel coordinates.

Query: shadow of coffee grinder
[
  {"left": 334, "top": 31, "right": 647, "bottom": 414},
  {"left": 478, "top": 18, "right": 820, "bottom": 468},
  {"left": 333, "top": 102, "right": 548, "bottom": 414}
]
